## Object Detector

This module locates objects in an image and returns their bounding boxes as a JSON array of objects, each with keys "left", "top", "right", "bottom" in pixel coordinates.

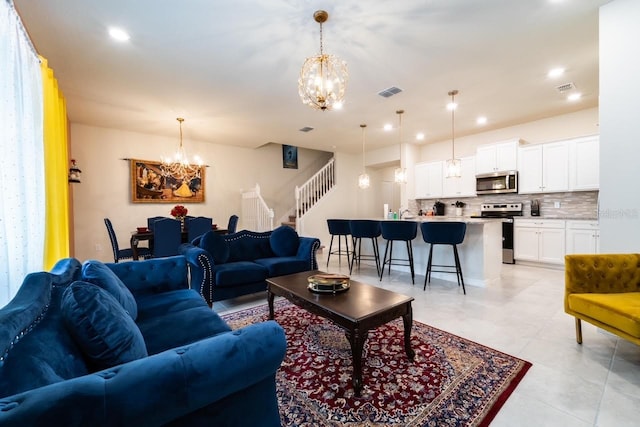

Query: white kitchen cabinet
[
  {"left": 414, "top": 161, "right": 443, "bottom": 199},
  {"left": 442, "top": 156, "right": 476, "bottom": 198},
  {"left": 518, "top": 141, "right": 569, "bottom": 193},
  {"left": 475, "top": 139, "right": 519, "bottom": 174},
  {"left": 514, "top": 219, "right": 566, "bottom": 264},
  {"left": 568, "top": 135, "right": 599, "bottom": 191},
  {"left": 566, "top": 220, "right": 600, "bottom": 254}
]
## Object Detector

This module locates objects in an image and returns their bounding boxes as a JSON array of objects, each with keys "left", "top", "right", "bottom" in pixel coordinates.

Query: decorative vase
[
  {"left": 455, "top": 207, "right": 463, "bottom": 216},
  {"left": 179, "top": 217, "right": 185, "bottom": 230}
]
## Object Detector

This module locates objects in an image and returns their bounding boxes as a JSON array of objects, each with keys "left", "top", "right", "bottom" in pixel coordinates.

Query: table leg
[
  {"left": 402, "top": 304, "right": 415, "bottom": 360},
  {"left": 130, "top": 236, "right": 140, "bottom": 261},
  {"left": 346, "top": 328, "right": 368, "bottom": 396},
  {"left": 267, "top": 289, "right": 275, "bottom": 320}
]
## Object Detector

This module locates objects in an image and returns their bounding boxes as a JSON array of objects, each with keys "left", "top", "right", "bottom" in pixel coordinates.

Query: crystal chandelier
[
  {"left": 358, "top": 124, "right": 370, "bottom": 189},
  {"left": 160, "top": 118, "right": 203, "bottom": 196},
  {"left": 298, "top": 10, "right": 348, "bottom": 111},
  {"left": 394, "top": 109, "right": 407, "bottom": 183},
  {"left": 445, "top": 90, "right": 462, "bottom": 178}
]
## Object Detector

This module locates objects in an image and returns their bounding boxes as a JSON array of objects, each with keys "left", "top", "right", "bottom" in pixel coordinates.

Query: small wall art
[{"left": 282, "top": 145, "right": 298, "bottom": 169}]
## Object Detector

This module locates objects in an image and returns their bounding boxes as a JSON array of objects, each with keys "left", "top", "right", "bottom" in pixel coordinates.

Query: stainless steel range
[{"left": 473, "top": 203, "right": 523, "bottom": 264}]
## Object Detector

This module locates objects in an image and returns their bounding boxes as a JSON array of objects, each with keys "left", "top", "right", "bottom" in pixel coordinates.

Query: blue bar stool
[
  {"left": 349, "top": 220, "right": 381, "bottom": 275},
  {"left": 379, "top": 221, "right": 418, "bottom": 284},
  {"left": 326, "top": 219, "right": 352, "bottom": 267},
  {"left": 420, "top": 221, "right": 467, "bottom": 294}
]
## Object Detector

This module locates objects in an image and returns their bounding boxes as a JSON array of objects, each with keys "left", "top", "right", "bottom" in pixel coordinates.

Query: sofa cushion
[
  {"left": 567, "top": 292, "right": 640, "bottom": 338},
  {"left": 214, "top": 262, "right": 269, "bottom": 288},
  {"left": 82, "top": 259, "right": 138, "bottom": 319},
  {"left": 200, "top": 231, "right": 230, "bottom": 264},
  {"left": 254, "top": 257, "right": 309, "bottom": 277},
  {"left": 269, "top": 226, "right": 299, "bottom": 257},
  {"left": 61, "top": 281, "right": 148, "bottom": 371},
  {"left": 136, "top": 289, "right": 232, "bottom": 354}
]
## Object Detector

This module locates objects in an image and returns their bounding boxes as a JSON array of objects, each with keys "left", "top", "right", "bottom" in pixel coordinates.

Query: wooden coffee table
[{"left": 267, "top": 270, "right": 415, "bottom": 396}]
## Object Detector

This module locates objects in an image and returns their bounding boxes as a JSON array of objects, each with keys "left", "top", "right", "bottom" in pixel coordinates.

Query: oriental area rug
[{"left": 222, "top": 300, "right": 531, "bottom": 427}]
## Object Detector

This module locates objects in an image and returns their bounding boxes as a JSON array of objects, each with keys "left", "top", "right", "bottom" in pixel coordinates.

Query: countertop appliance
[
  {"left": 433, "top": 201, "right": 445, "bottom": 216},
  {"left": 471, "top": 203, "right": 522, "bottom": 264},
  {"left": 475, "top": 170, "right": 518, "bottom": 195},
  {"left": 531, "top": 199, "right": 540, "bottom": 216}
]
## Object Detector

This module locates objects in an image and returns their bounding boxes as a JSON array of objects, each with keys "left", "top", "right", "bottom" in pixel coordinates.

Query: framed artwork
[
  {"left": 282, "top": 145, "right": 298, "bottom": 169},
  {"left": 130, "top": 159, "right": 205, "bottom": 203}
]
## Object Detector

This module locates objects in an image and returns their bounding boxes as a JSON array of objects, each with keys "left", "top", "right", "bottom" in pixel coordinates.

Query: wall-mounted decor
[
  {"left": 130, "top": 159, "right": 205, "bottom": 203},
  {"left": 283, "top": 145, "right": 298, "bottom": 169}
]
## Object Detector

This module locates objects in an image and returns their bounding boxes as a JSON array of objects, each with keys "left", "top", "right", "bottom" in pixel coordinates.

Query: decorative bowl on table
[
  {"left": 307, "top": 273, "right": 350, "bottom": 294},
  {"left": 136, "top": 227, "right": 148, "bottom": 233}
]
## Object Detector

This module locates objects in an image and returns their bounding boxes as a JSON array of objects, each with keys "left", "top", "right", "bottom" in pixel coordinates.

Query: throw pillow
[
  {"left": 270, "top": 225, "right": 299, "bottom": 257},
  {"left": 200, "top": 231, "right": 230, "bottom": 264},
  {"left": 82, "top": 260, "right": 138, "bottom": 319},
  {"left": 61, "top": 281, "right": 148, "bottom": 371}
]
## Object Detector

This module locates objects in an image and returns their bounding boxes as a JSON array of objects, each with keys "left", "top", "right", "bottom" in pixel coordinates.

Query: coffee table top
[{"left": 267, "top": 270, "right": 414, "bottom": 323}]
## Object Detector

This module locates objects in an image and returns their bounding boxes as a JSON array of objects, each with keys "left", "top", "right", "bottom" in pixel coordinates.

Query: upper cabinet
[
  {"left": 475, "top": 139, "right": 519, "bottom": 174},
  {"left": 442, "top": 156, "right": 476, "bottom": 198},
  {"left": 414, "top": 161, "right": 443, "bottom": 199},
  {"left": 518, "top": 141, "right": 569, "bottom": 193},
  {"left": 568, "top": 135, "right": 599, "bottom": 191},
  {"left": 518, "top": 135, "right": 599, "bottom": 194}
]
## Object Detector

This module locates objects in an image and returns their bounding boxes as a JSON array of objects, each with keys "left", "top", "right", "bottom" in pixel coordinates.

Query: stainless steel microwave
[{"left": 475, "top": 171, "right": 518, "bottom": 195}]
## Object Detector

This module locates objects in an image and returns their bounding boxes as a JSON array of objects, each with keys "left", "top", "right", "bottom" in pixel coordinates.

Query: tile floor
[{"left": 214, "top": 256, "right": 640, "bottom": 427}]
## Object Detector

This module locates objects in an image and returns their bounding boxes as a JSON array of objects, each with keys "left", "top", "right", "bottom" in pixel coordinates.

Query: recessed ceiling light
[
  {"left": 567, "top": 92, "right": 582, "bottom": 101},
  {"left": 416, "top": 133, "right": 425, "bottom": 141},
  {"left": 548, "top": 67, "right": 565, "bottom": 78},
  {"left": 383, "top": 124, "right": 393, "bottom": 131},
  {"left": 108, "top": 27, "right": 130, "bottom": 42},
  {"left": 476, "top": 116, "right": 488, "bottom": 125}
]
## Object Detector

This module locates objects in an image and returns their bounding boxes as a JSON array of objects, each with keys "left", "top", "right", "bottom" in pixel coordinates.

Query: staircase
[
  {"left": 241, "top": 184, "right": 274, "bottom": 232},
  {"left": 295, "top": 158, "right": 335, "bottom": 231}
]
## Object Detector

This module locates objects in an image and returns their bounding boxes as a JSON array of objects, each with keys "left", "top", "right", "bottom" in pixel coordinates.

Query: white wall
[
  {"left": 599, "top": 0, "right": 640, "bottom": 252},
  {"left": 71, "top": 123, "right": 331, "bottom": 262}
]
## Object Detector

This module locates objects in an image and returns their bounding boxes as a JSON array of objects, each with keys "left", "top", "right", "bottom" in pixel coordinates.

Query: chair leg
[
  {"left": 407, "top": 241, "right": 415, "bottom": 284},
  {"left": 379, "top": 241, "right": 391, "bottom": 281},
  {"left": 372, "top": 238, "right": 381, "bottom": 276},
  {"left": 349, "top": 237, "right": 359, "bottom": 274},
  {"left": 387, "top": 241, "right": 394, "bottom": 276},
  {"left": 424, "top": 244, "right": 434, "bottom": 290},
  {"left": 453, "top": 244, "right": 465, "bottom": 295},
  {"left": 326, "top": 235, "right": 335, "bottom": 267},
  {"left": 575, "top": 318, "right": 583, "bottom": 344}
]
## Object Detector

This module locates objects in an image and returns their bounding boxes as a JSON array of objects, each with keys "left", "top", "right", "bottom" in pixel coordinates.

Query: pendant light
[
  {"left": 298, "top": 10, "right": 348, "bottom": 111},
  {"left": 445, "top": 90, "right": 462, "bottom": 178},
  {"left": 358, "top": 124, "right": 370, "bottom": 189},
  {"left": 394, "top": 109, "right": 407, "bottom": 183},
  {"left": 160, "top": 118, "right": 203, "bottom": 188}
]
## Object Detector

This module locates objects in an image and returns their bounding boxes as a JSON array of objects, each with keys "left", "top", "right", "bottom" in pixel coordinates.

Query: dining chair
[
  {"left": 152, "top": 218, "right": 182, "bottom": 258},
  {"left": 104, "top": 218, "right": 151, "bottom": 262},
  {"left": 147, "top": 216, "right": 166, "bottom": 232},
  {"left": 187, "top": 216, "right": 213, "bottom": 243},
  {"left": 227, "top": 215, "right": 239, "bottom": 234}
]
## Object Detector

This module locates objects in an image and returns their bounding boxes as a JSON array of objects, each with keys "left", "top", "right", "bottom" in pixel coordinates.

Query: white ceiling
[{"left": 14, "top": 0, "right": 609, "bottom": 154}]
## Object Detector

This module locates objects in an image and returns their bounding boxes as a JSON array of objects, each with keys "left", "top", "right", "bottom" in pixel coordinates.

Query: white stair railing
[
  {"left": 296, "top": 157, "right": 335, "bottom": 224},
  {"left": 241, "top": 184, "right": 274, "bottom": 232}
]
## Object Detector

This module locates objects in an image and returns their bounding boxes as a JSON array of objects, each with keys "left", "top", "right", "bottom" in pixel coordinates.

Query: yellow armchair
[{"left": 564, "top": 254, "right": 640, "bottom": 346}]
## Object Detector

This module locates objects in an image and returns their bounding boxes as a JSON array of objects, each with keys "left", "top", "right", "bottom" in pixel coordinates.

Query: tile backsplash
[{"left": 412, "top": 191, "right": 598, "bottom": 219}]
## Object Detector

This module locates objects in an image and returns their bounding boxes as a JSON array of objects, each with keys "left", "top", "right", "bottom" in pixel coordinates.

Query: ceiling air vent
[
  {"left": 555, "top": 82, "right": 576, "bottom": 93},
  {"left": 378, "top": 86, "right": 403, "bottom": 98},
  {"left": 299, "top": 126, "right": 314, "bottom": 132}
]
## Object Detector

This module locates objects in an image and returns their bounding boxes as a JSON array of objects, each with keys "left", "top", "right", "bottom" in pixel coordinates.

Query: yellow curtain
[{"left": 40, "top": 56, "right": 70, "bottom": 269}]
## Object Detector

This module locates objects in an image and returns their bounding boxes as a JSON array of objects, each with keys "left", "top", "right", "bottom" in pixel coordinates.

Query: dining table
[{"left": 130, "top": 227, "right": 228, "bottom": 260}]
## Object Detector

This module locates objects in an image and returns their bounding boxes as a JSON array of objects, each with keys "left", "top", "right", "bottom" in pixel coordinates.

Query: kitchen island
[{"left": 377, "top": 216, "right": 504, "bottom": 288}]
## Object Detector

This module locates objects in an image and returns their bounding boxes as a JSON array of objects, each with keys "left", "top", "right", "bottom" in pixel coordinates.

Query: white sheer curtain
[{"left": 0, "top": 0, "right": 45, "bottom": 307}]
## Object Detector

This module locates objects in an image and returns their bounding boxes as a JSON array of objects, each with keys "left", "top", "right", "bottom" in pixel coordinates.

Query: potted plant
[{"left": 452, "top": 201, "right": 465, "bottom": 216}]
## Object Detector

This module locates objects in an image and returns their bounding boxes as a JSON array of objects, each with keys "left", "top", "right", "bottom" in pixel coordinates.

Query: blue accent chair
[
  {"left": 152, "top": 217, "right": 182, "bottom": 258},
  {"left": 0, "top": 256, "right": 286, "bottom": 426},
  {"left": 420, "top": 221, "right": 467, "bottom": 294},
  {"left": 104, "top": 218, "right": 150, "bottom": 262},
  {"left": 187, "top": 216, "right": 213, "bottom": 243},
  {"left": 379, "top": 221, "right": 418, "bottom": 284},
  {"left": 227, "top": 214, "right": 239, "bottom": 234}
]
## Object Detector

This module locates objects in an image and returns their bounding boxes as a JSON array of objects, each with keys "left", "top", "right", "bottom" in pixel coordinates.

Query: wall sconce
[{"left": 68, "top": 159, "right": 82, "bottom": 183}]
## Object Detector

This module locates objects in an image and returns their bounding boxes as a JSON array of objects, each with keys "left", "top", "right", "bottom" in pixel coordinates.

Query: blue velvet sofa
[
  {"left": 0, "top": 256, "right": 286, "bottom": 426},
  {"left": 180, "top": 226, "right": 321, "bottom": 305}
]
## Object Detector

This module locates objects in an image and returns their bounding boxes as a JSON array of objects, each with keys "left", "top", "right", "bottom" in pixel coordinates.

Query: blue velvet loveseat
[
  {"left": 0, "top": 256, "right": 286, "bottom": 427},
  {"left": 179, "top": 225, "right": 321, "bottom": 305}
]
